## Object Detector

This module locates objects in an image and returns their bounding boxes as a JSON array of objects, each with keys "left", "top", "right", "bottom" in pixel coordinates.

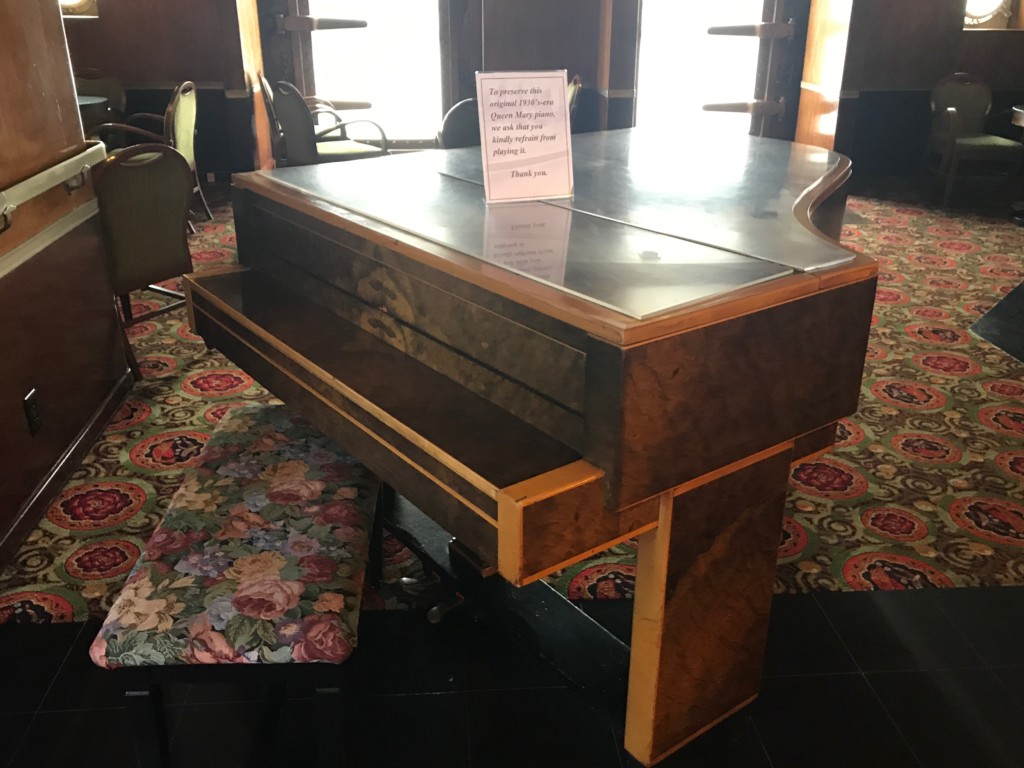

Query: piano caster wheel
[
  {"left": 426, "top": 593, "right": 465, "bottom": 625},
  {"left": 398, "top": 572, "right": 442, "bottom": 596}
]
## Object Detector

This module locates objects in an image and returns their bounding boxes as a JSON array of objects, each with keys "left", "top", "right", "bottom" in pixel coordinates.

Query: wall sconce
[{"left": 59, "top": 0, "right": 99, "bottom": 19}]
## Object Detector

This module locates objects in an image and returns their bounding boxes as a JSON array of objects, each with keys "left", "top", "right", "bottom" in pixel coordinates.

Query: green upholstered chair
[
  {"left": 271, "top": 80, "right": 388, "bottom": 165},
  {"left": 91, "top": 143, "right": 194, "bottom": 378},
  {"left": 88, "top": 81, "right": 214, "bottom": 229},
  {"left": 257, "top": 71, "right": 287, "bottom": 164},
  {"left": 925, "top": 72, "right": 1024, "bottom": 206}
]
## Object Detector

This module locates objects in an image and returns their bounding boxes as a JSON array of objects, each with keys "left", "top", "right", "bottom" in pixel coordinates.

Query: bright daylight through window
[
  {"left": 307, "top": 0, "right": 442, "bottom": 142},
  {"left": 636, "top": 0, "right": 763, "bottom": 137}
]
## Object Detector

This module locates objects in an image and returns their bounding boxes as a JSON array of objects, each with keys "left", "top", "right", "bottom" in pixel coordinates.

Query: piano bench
[{"left": 88, "top": 403, "right": 381, "bottom": 768}]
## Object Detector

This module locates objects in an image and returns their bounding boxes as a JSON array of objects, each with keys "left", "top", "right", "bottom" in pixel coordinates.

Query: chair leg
[
  {"left": 115, "top": 297, "right": 142, "bottom": 381},
  {"left": 125, "top": 687, "right": 169, "bottom": 768},
  {"left": 119, "top": 293, "right": 133, "bottom": 323},
  {"left": 368, "top": 484, "right": 392, "bottom": 588},
  {"left": 943, "top": 155, "right": 959, "bottom": 207},
  {"left": 123, "top": 325, "right": 143, "bottom": 381},
  {"left": 194, "top": 173, "right": 214, "bottom": 221},
  {"left": 937, "top": 149, "right": 952, "bottom": 180}
]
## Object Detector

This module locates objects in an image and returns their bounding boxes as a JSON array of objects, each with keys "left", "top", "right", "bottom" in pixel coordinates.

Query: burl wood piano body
[{"left": 185, "top": 129, "right": 877, "bottom": 765}]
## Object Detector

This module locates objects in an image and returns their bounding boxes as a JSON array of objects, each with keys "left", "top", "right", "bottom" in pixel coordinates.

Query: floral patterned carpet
[{"left": 1, "top": 188, "right": 1022, "bottom": 624}]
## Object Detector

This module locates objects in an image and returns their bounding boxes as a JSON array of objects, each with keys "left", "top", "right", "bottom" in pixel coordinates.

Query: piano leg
[{"left": 623, "top": 443, "right": 793, "bottom": 765}]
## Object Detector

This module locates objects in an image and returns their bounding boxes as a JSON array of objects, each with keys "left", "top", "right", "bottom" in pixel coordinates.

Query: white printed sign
[{"left": 475, "top": 70, "right": 574, "bottom": 203}]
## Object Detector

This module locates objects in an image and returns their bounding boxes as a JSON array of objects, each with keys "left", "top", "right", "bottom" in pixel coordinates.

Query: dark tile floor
[
  {"left": 2, "top": 586, "right": 1024, "bottom": 768},
  {"left": 972, "top": 280, "right": 1024, "bottom": 364}
]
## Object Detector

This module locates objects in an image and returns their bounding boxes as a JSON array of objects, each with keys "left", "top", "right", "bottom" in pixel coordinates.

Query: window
[
  {"left": 636, "top": 0, "right": 764, "bottom": 137},
  {"left": 307, "top": 0, "right": 442, "bottom": 143}
]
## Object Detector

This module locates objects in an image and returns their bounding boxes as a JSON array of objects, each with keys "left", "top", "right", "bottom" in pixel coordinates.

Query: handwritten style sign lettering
[{"left": 475, "top": 70, "right": 574, "bottom": 203}]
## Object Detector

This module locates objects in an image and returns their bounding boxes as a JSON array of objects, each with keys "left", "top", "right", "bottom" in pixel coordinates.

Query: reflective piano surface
[{"left": 259, "top": 128, "right": 854, "bottom": 321}]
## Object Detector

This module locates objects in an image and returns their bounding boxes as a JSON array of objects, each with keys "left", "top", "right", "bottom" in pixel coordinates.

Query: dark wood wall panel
[
  {"left": 0, "top": 1, "right": 84, "bottom": 187},
  {"left": 64, "top": 0, "right": 262, "bottom": 174},
  {"left": 851, "top": 0, "right": 964, "bottom": 91},
  {"left": 482, "top": 0, "right": 604, "bottom": 85},
  {"left": 63, "top": 0, "right": 233, "bottom": 87},
  {"left": 0, "top": 216, "right": 127, "bottom": 563},
  {"left": 958, "top": 30, "right": 1024, "bottom": 89},
  {"left": 799, "top": 0, "right": 1024, "bottom": 174}
]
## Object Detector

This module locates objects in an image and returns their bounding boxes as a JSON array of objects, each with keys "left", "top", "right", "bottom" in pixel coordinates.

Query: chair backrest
[
  {"left": 257, "top": 71, "right": 285, "bottom": 162},
  {"left": 74, "top": 70, "right": 127, "bottom": 119},
  {"left": 931, "top": 72, "right": 992, "bottom": 135},
  {"left": 571, "top": 87, "right": 602, "bottom": 134},
  {"left": 165, "top": 81, "right": 198, "bottom": 170},
  {"left": 92, "top": 144, "right": 195, "bottom": 297},
  {"left": 438, "top": 98, "right": 480, "bottom": 149},
  {"left": 567, "top": 75, "right": 583, "bottom": 124},
  {"left": 273, "top": 81, "right": 321, "bottom": 165}
]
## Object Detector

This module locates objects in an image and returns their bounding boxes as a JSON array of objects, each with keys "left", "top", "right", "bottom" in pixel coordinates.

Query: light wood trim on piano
[{"left": 496, "top": 460, "right": 659, "bottom": 585}]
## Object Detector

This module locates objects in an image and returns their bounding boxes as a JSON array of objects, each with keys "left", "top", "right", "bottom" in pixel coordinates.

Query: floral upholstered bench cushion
[{"left": 89, "top": 404, "right": 379, "bottom": 668}]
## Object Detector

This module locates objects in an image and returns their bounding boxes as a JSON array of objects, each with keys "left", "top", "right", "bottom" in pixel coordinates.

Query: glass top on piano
[{"left": 258, "top": 129, "right": 854, "bottom": 320}]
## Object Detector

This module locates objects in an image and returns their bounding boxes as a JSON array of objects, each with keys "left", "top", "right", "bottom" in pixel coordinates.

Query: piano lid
[
  {"left": 255, "top": 130, "right": 853, "bottom": 320},
  {"left": 438, "top": 128, "right": 855, "bottom": 273}
]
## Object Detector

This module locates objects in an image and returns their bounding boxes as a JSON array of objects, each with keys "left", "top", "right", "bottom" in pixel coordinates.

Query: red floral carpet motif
[
  {"left": 769, "top": 197, "right": 1024, "bottom": 593},
  {"left": 2, "top": 192, "right": 1023, "bottom": 623},
  {"left": 46, "top": 482, "right": 150, "bottom": 532},
  {"left": 0, "top": 196, "right": 428, "bottom": 623}
]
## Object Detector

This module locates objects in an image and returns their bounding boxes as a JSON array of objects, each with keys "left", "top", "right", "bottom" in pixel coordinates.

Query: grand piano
[{"left": 184, "top": 128, "right": 877, "bottom": 765}]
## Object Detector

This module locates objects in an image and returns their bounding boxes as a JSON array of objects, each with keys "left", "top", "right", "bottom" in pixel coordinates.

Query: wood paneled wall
[
  {"left": 63, "top": 0, "right": 235, "bottom": 88},
  {"left": 0, "top": 1, "right": 85, "bottom": 187},
  {"left": 796, "top": 0, "right": 1024, "bottom": 174},
  {"left": 958, "top": 30, "right": 1024, "bottom": 89},
  {"left": 63, "top": 0, "right": 271, "bottom": 173},
  {"left": 482, "top": 0, "right": 604, "bottom": 86},
  {"left": 852, "top": 0, "right": 964, "bottom": 91}
]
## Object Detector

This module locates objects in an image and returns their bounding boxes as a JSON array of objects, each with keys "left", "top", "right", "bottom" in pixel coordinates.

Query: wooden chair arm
[
  {"left": 87, "top": 122, "right": 166, "bottom": 143},
  {"left": 945, "top": 106, "right": 960, "bottom": 136},
  {"left": 125, "top": 112, "right": 166, "bottom": 125},
  {"left": 335, "top": 119, "right": 389, "bottom": 154},
  {"left": 305, "top": 96, "right": 372, "bottom": 111},
  {"left": 314, "top": 120, "right": 389, "bottom": 154},
  {"left": 944, "top": 106, "right": 960, "bottom": 156}
]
